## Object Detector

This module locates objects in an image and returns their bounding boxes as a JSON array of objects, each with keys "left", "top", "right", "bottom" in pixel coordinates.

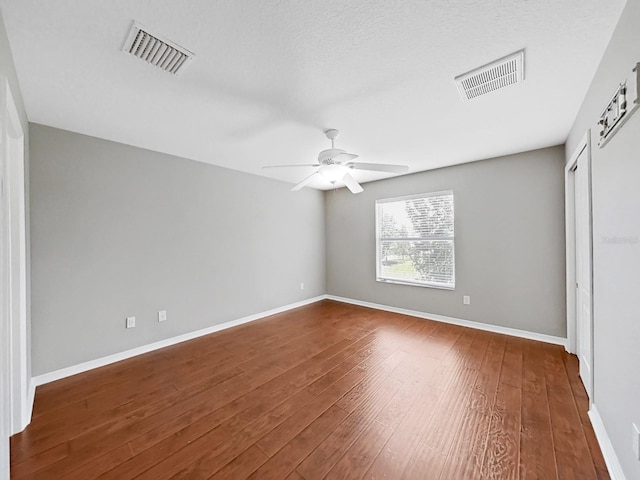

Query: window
[{"left": 375, "top": 191, "right": 455, "bottom": 289}]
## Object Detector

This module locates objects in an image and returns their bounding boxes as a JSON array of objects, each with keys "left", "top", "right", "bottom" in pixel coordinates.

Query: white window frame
[{"left": 375, "top": 190, "right": 455, "bottom": 290}]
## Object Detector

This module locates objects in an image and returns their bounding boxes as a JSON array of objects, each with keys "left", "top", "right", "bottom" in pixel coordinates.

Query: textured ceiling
[{"left": 0, "top": 0, "right": 626, "bottom": 190}]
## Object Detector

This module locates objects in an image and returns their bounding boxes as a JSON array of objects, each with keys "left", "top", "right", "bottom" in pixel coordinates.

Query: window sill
[{"left": 376, "top": 278, "right": 455, "bottom": 291}]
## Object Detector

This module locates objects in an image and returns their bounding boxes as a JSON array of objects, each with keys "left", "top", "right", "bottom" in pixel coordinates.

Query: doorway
[{"left": 565, "top": 132, "right": 594, "bottom": 400}]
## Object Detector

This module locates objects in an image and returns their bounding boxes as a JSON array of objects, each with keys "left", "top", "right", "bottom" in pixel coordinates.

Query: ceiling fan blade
[
  {"left": 341, "top": 172, "right": 364, "bottom": 194},
  {"left": 291, "top": 172, "right": 321, "bottom": 191},
  {"left": 346, "top": 162, "right": 408, "bottom": 173},
  {"left": 333, "top": 152, "right": 359, "bottom": 163},
  {"left": 262, "top": 164, "right": 320, "bottom": 169}
]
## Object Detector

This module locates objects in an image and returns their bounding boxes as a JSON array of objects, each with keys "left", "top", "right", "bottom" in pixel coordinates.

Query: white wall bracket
[{"left": 598, "top": 62, "right": 640, "bottom": 148}]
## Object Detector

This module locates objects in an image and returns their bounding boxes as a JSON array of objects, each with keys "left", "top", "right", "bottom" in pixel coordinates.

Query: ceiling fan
[{"left": 263, "top": 129, "right": 409, "bottom": 194}]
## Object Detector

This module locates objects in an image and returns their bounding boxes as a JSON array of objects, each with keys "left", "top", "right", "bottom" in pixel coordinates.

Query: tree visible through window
[{"left": 375, "top": 191, "right": 455, "bottom": 289}]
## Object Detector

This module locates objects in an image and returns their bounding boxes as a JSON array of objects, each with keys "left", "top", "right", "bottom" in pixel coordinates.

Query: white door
[{"left": 574, "top": 146, "right": 593, "bottom": 399}]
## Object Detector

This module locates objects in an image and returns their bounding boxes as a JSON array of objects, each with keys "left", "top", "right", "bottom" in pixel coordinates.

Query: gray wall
[
  {"left": 30, "top": 124, "right": 326, "bottom": 375},
  {"left": 566, "top": 1, "right": 640, "bottom": 478},
  {"left": 326, "top": 146, "right": 566, "bottom": 337}
]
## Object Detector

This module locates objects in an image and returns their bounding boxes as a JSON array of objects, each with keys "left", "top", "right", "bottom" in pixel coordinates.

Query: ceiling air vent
[
  {"left": 122, "top": 22, "right": 194, "bottom": 75},
  {"left": 455, "top": 50, "right": 525, "bottom": 101}
]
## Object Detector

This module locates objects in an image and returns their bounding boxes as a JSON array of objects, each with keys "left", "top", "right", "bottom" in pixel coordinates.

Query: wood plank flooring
[{"left": 10, "top": 300, "right": 608, "bottom": 479}]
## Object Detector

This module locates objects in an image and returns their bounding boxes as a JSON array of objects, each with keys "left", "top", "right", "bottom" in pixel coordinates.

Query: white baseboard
[
  {"left": 31, "top": 295, "right": 326, "bottom": 387},
  {"left": 326, "top": 295, "right": 568, "bottom": 348},
  {"left": 30, "top": 294, "right": 567, "bottom": 392},
  {"left": 589, "top": 405, "right": 627, "bottom": 480}
]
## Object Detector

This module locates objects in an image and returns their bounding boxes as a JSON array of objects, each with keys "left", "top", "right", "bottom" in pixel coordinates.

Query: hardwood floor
[{"left": 10, "top": 300, "right": 608, "bottom": 479}]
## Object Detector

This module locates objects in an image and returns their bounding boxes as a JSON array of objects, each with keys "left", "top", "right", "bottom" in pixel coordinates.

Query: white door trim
[
  {"left": 565, "top": 131, "right": 594, "bottom": 398},
  {"left": 565, "top": 156, "right": 577, "bottom": 355},
  {"left": 0, "top": 76, "right": 29, "bottom": 436}
]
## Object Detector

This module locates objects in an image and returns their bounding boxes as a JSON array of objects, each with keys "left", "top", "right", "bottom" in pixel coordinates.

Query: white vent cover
[
  {"left": 455, "top": 50, "right": 525, "bottom": 101},
  {"left": 122, "top": 22, "right": 194, "bottom": 75}
]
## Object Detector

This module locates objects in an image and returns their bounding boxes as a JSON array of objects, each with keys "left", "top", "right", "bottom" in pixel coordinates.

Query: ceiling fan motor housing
[{"left": 318, "top": 148, "right": 347, "bottom": 164}]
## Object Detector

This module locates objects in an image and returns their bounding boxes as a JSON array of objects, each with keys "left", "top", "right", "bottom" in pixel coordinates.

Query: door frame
[
  {"left": 0, "top": 75, "right": 30, "bottom": 436},
  {"left": 564, "top": 131, "right": 594, "bottom": 398}
]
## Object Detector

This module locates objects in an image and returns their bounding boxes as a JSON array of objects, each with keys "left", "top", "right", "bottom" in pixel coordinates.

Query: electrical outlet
[
  {"left": 633, "top": 423, "right": 640, "bottom": 461},
  {"left": 126, "top": 316, "right": 136, "bottom": 329},
  {"left": 463, "top": 295, "right": 471, "bottom": 305},
  {"left": 300, "top": 282, "right": 305, "bottom": 290},
  {"left": 158, "top": 310, "right": 167, "bottom": 322}
]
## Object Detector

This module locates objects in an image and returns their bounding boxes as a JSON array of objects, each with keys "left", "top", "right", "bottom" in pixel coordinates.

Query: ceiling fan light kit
[
  {"left": 263, "top": 129, "right": 408, "bottom": 194},
  {"left": 318, "top": 164, "right": 349, "bottom": 183}
]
